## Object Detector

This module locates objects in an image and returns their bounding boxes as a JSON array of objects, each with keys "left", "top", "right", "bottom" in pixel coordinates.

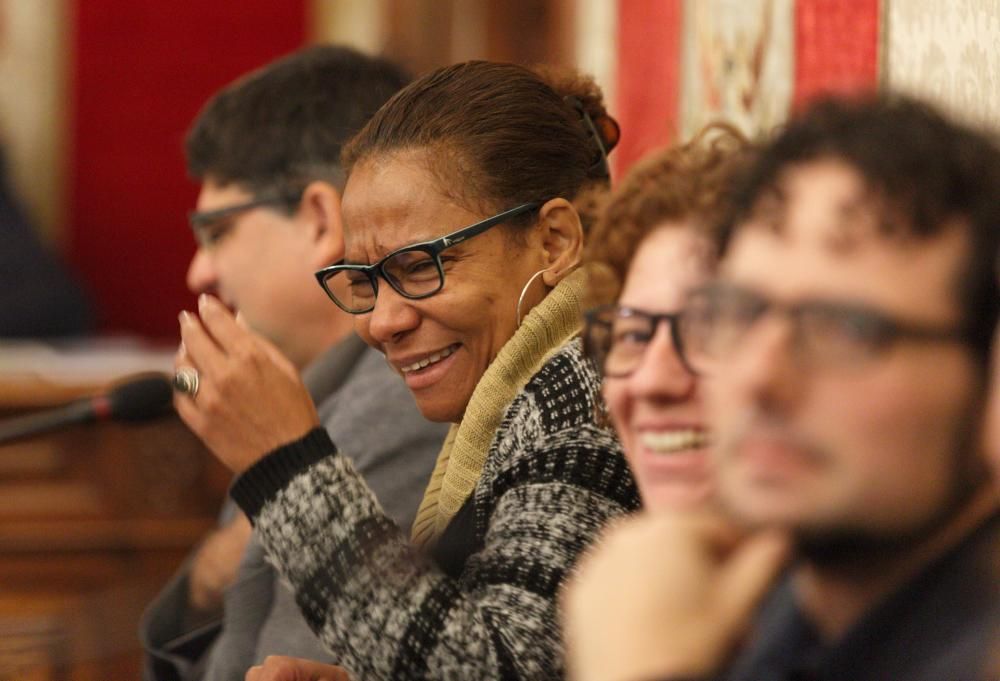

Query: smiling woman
[
  {"left": 174, "top": 60, "right": 638, "bottom": 680},
  {"left": 563, "top": 127, "right": 761, "bottom": 681},
  {"left": 582, "top": 123, "right": 749, "bottom": 511}
]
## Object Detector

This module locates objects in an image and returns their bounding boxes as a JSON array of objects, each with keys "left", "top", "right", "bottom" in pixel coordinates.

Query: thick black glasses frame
[
  {"left": 315, "top": 201, "right": 541, "bottom": 314},
  {"left": 584, "top": 304, "right": 699, "bottom": 377}
]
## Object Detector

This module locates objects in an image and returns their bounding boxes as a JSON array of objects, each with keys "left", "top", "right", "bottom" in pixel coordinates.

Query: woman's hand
[
  {"left": 175, "top": 294, "right": 320, "bottom": 473},
  {"left": 246, "top": 655, "right": 351, "bottom": 681},
  {"left": 561, "top": 510, "right": 789, "bottom": 681}
]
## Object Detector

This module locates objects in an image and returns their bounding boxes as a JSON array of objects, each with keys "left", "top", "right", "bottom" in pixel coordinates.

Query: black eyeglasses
[
  {"left": 681, "top": 282, "right": 970, "bottom": 372},
  {"left": 315, "top": 202, "right": 541, "bottom": 314},
  {"left": 584, "top": 304, "right": 702, "bottom": 378},
  {"left": 188, "top": 192, "right": 302, "bottom": 248}
]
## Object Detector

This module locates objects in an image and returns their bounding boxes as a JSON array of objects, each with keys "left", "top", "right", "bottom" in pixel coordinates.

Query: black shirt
[{"left": 721, "top": 512, "right": 1000, "bottom": 681}]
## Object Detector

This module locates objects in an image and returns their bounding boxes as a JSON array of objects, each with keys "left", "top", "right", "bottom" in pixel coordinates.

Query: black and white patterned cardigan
[{"left": 230, "top": 339, "right": 640, "bottom": 680}]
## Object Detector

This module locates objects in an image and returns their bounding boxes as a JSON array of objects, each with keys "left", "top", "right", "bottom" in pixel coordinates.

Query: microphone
[{"left": 0, "top": 373, "right": 175, "bottom": 445}]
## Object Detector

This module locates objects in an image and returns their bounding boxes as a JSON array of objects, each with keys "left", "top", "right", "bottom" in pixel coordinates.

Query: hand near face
[
  {"left": 561, "top": 510, "right": 789, "bottom": 681},
  {"left": 176, "top": 294, "right": 320, "bottom": 473},
  {"left": 245, "top": 656, "right": 351, "bottom": 681}
]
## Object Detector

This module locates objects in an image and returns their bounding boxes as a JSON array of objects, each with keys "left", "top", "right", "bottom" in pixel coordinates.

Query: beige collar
[{"left": 410, "top": 268, "right": 589, "bottom": 548}]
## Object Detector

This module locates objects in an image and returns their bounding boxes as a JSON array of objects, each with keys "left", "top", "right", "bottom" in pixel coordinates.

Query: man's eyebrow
[{"left": 190, "top": 214, "right": 236, "bottom": 238}]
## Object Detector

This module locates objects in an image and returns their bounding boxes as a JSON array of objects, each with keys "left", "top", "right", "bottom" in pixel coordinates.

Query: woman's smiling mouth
[
  {"left": 639, "top": 428, "right": 710, "bottom": 455},
  {"left": 398, "top": 343, "right": 460, "bottom": 374}
]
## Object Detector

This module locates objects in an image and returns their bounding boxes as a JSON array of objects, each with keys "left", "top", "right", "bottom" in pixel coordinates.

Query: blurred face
[
  {"left": 341, "top": 152, "right": 549, "bottom": 423},
  {"left": 186, "top": 180, "right": 336, "bottom": 369},
  {"left": 708, "top": 159, "right": 984, "bottom": 548},
  {"left": 603, "top": 226, "right": 715, "bottom": 511}
]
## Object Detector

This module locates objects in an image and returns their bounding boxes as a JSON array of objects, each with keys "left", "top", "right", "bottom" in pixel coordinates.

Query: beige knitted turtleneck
[{"left": 410, "top": 268, "right": 588, "bottom": 548}]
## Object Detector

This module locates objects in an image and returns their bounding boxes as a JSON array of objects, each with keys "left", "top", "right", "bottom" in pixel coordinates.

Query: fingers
[
  {"left": 198, "top": 294, "right": 252, "bottom": 351},
  {"left": 179, "top": 307, "right": 227, "bottom": 378},
  {"left": 173, "top": 339, "right": 204, "bottom": 425},
  {"left": 716, "top": 530, "right": 790, "bottom": 631},
  {"left": 193, "top": 296, "right": 297, "bottom": 379},
  {"left": 178, "top": 294, "right": 256, "bottom": 378},
  {"left": 173, "top": 385, "right": 203, "bottom": 433},
  {"left": 245, "top": 656, "right": 351, "bottom": 681},
  {"left": 675, "top": 508, "right": 745, "bottom": 557}
]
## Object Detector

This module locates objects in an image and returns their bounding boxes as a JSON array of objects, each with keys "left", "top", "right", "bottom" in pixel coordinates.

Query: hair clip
[{"left": 564, "top": 96, "right": 621, "bottom": 178}]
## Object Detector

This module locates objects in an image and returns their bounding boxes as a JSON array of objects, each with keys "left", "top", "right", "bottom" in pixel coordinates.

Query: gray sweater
[
  {"left": 141, "top": 335, "right": 447, "bottom": 681},
  {"left": 230, "top": 340, "right": 641, "bottom": 680}
]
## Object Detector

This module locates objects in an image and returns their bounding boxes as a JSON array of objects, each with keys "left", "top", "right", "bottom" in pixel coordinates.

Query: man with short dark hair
[
  {"left": 141, "top": 46, "right": 447, "bottom": 681},
  {"left": 564, "top": 95, "right": 1000, "bottom": 681}
]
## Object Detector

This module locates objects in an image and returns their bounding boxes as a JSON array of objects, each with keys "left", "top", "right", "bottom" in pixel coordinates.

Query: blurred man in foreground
[
  {"left": 564, "top": 95, "right": 1000, "bottom": 681},
  {"left": 141, "top": 46, "right": 446, "bottom": 681}
]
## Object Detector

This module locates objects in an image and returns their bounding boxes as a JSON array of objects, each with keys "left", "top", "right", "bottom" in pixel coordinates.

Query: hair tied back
[{"left": 565, "top": 95, "right": 621, "bottom": 178}]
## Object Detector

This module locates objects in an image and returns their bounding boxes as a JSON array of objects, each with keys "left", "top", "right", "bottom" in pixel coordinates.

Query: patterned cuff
[{"left": 229, "top": 427, "right": 336, "bottom": 521}]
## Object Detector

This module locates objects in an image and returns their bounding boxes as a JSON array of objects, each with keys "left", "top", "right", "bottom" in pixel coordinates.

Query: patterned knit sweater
[{"left": 230, "top": 339, "right": 640, "bottom": 680}]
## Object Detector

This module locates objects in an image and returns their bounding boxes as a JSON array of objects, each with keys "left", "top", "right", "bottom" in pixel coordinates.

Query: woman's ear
[
  {"left": 536, "top": 197, "right": 584, "bottom": 287},
  {"left": 295, "top": 180, "right": 345, "bottom": 268}
]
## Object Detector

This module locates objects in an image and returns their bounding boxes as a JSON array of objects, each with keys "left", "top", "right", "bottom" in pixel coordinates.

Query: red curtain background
[
  {"left": 614, "top": 0, "right": 682, "bottom": 177},
  {"left": 67, "top": 1, "right": 307, "bottom": 340},
  {"left": 794, "top": 0, "right": 880, "bottom": 109}
]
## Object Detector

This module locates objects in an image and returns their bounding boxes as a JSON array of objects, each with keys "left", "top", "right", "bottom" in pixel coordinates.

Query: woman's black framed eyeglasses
[
  {"left": 315, "top": 202, "right": 541, "bottom": 314},
  {"left": 583, "top": 304, "right": 701, "bottom": 378}
]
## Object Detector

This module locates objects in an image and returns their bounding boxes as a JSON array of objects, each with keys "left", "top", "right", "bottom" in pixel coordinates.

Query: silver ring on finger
[{"left": 173, "top": 367, "right": 200, "bottom": 398}]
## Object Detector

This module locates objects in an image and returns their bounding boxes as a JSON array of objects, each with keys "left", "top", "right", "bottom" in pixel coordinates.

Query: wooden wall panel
[{"left": 0, "top": 381, "right": 228, "bottom": 679}]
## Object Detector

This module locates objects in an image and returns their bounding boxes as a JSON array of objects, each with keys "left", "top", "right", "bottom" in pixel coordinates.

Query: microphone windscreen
[{"left": 105, "top": 373, "right": 174, "bottom": 421}]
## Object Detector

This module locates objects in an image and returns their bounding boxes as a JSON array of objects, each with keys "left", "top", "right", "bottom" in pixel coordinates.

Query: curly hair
[
  {"left": 584, "top": 123, "right": 750, "bottom": 304},
  {"left": 720, "top": 94, "right": 1000, "bottom": 368}
]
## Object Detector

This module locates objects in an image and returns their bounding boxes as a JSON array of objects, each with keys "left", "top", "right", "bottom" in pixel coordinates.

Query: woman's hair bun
[
  {"left": 534, "top": 65, "right": 620, "bottom": 170},
  {"left": 563, "top": 95, "right": 621, "bottom": 155}
]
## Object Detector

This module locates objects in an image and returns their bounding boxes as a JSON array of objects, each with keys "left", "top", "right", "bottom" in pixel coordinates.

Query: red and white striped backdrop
[{"left": 0, "top": 0, "right": 882, "bottom": 340}]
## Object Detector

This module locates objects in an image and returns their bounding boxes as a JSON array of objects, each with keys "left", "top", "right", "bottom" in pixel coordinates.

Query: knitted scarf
[{"left": 410, "top": 268, "right": 588, "bottom": 548}]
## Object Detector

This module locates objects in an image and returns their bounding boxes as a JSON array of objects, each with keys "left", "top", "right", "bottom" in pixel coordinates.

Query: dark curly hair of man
[{"left": 720, "top": 95, "right": 1000, "bottom": 368}]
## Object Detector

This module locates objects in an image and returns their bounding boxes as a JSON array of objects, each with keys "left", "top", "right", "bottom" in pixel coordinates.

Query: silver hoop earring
[{"left": 516, "top": 268, "right": 551, "bottom": 327}]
